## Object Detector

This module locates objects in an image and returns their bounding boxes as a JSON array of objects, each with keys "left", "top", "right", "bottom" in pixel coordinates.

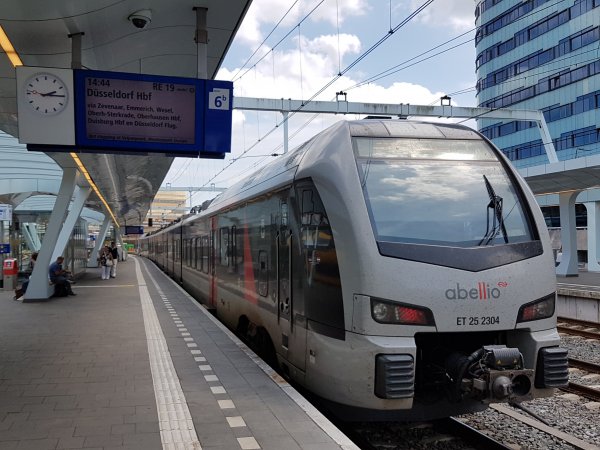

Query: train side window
[
  {"left": 187, "top": 239, "right": 192, "bottom": 266},
  {"left": 231, "top": 226, "right": 237, "bottom": 271},
  {"left": 194, "top": 237, "right": 200, "bottom": 269},
  {"left": 219, "top": 227, "right": 230, "bottom": 267},
  {"left": 258, "top": 250, "right": 268, "bottom": 297},
  {"left": 202, "top": 235, "right": 209, "bottom": 274},
  {"left": 235, "top": 226, "right": 244, "bottom": 272},
  {"left": 300, "top": 188, "right": 332, "bottom": 249},
  {"left": 281, "top": 201, "right": 288, "bottom": 227},
  {"left": 301, "top": 190, "right": 314, "bottom": 225}
]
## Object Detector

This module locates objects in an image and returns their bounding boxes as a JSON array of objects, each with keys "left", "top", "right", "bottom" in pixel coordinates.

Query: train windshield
[{"left": 353, "top": 137, "right": 534, "bottom": 247}]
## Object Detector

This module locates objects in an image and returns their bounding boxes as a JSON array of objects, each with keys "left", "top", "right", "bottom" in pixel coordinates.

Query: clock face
[{"left": 25, "top": 73, "right": 68, "bottom": 115}]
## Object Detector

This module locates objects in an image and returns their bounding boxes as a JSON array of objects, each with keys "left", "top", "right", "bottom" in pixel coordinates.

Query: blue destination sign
[
  {"left": 74, "top": 70, "right": 232, "bottom": 156},
  {"left": 0, "top": 243, "right": 10, "bottom": 254},
  {"left": 125, "top": 226, "right": 144, "bottom": 235}
]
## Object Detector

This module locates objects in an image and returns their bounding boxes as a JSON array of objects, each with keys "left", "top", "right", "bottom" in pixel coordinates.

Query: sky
[{"left": 165, "top": 0, "right": 479, "bottom": 208}]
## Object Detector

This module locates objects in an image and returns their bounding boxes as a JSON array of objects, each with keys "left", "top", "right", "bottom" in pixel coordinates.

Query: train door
[
  {"left": 278, "top": 195, "right": 306, "bottom": 372},
  {"left": 296, "top": 180, "right": 344, "bottom": 339},
  {"left": 209, "top": 216, "right": 217, "bottom": 309}
]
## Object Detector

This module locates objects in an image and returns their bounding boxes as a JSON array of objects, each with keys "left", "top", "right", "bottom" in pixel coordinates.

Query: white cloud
[
  {"left": 307, "top": 0, "right": 369, "bottom": 26},
  {"left": 236, "top": 0, "right": 369, "bottom": 47},
  {"left": 170, "top": 0, "right": 477, "bottom": 193},
  {"left": 407, "top": 0, "right": 475, "bottom": 32}
]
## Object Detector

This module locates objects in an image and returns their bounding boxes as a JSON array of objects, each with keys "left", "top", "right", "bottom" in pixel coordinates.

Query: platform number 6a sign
[{"left": 208, "top": 88, "right": 230, "bottom": 110}]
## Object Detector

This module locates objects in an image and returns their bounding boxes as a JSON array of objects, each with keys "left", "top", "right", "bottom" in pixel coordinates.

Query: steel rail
[
  {"left": 558, "top": 326, "right": 600, "bottom": 339},
  {"left": 557, "top": 318, "right": 600, "bottom": 340},
  {"left": 561, "top": 382, "right": 600, "bottom": 402},
  {"left": 558, "top": 317, "right": 600, "bottom": 329},
  {"left": 569, "top": 357, "right": 600, "bottom": 374},
  {"left": 436, "top": 417, "right": 514, "bottom": 450}
]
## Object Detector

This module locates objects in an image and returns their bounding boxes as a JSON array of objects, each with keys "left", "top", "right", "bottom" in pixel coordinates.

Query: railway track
[
  {"left": 435, "top": 417, "right": 514, "bottom": 449},
  {"left": 346, "top": 417, "right": 514, "bottom": 450},
  {"left": 565, "top": 357, "right": 600, "bottom": 402},
  {"left": 557, "top": 317, "right": 600, "bottom": 340}
]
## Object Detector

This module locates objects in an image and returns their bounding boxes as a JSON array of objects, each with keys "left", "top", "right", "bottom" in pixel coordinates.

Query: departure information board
[{"left": 74, "top": 70, "right": 232, "bottom": 156}]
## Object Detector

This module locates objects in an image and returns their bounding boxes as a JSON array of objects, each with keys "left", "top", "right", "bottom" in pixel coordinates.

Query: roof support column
[
  {"left": 88, "top": 213, "right": 111, "bottom": 267},
  {"left": 24, "top": 168, "right": 77, "bottom": 301},
  {"left": 537, "top": 118, "right": 558, "bottom": 163},
  {"left": 556, "top": 191, "right": 580, "bottom": 277},
  {"left": 52, "top": 185, "right": 91, "bottom": 263},
  {"left": 21, "top": 223, "right": 41, "bottom": 252},
  {"left": 584, "top": 201, "right": 600, "bottom": 272},
  {"left": 194, "top": 7, "right": 208, "bottom": 79}
]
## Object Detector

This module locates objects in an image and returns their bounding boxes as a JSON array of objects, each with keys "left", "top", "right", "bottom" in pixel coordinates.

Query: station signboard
[
  {"left": 0, "top": 204, "right": 12, "bottom": 221},
  {"left": 0, "top": 244, "right": 10, "bottom": 254},
  {"left": 16, "top": 66, "right": 232, "bottom": 157},
  {"left": 125, "top": 225, "right": 144, "bottom": 235},
  {"left": 74, "top": 70, "right": 232, "bottom": 156}
]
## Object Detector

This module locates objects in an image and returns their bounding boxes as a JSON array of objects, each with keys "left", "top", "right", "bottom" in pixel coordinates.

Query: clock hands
[{"left": 26, "top": 90, "right": 66, "bottom": 98}]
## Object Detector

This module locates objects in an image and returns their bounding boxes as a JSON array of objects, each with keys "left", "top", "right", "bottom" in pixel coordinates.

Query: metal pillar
[
  {"left": 233, "top": 97, "right": 559, "bottom": 163},
  {"left": 24, "top": 168, "right": 77, "bottom": 301},
  {"left": 282, "top": 111, "right": 289, "bottom": 154},
  {"left": 52, "top": 186, "right": 91, "bottom": 262},
  {"left": 194, "top": 7, "right": 208, "bottom": 79},
  {"left": 556, "top": 191, "right": 580, "bottom": 277},
  {"left": 584, "top": 201, "right": 600, "bottom": 272},
  {"left": 21, "top": 223, "right": 40, "bottom": 252},
  {"left": 117, "top": 232, "right": 126, "bottom": 261},
  {"left": 68, "top": 32, "right": 84, "bottom": 70},
  {"left": 88, "top": 214, "right": 111, "bottom": 267}
]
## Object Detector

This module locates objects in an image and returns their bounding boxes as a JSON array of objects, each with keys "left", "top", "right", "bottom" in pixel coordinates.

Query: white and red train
[{"left": 140, "top": 119, "right": 568, "bottom": 420}]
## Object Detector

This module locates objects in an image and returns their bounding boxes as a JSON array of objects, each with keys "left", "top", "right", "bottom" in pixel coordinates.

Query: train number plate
[{"left": 456, "top": 316, "right": 500, "bottom": 326}]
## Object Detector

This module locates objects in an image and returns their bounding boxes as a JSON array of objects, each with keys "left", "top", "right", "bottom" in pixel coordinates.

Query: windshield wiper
[{"left": 478, "top": 175, "right": 508, "bottom": 246}]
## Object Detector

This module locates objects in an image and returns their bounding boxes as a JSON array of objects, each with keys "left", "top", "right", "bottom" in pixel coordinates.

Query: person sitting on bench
[{"left": 48, "top": 256, "right": 76, "bottom": 296}]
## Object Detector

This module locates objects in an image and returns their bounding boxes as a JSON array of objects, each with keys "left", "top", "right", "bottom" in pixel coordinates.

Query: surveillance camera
[{"left": 128, "top": 9, "right": 152, "bottom": 29}]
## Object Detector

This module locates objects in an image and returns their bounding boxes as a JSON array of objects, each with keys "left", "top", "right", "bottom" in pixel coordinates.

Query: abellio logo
[{"left": 445, "top": 281, "right": 508, "bottom": 300}]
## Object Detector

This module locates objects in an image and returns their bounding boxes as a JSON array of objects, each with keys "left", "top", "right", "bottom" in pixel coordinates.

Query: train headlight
[
  {"left": 371, "top": 298, "right": 435, "bottom": 326},
  {"left": 517, "top": 293, "right": 555, "bottom": 323}
]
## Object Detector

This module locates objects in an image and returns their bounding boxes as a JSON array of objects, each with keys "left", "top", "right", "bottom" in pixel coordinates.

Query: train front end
[{"left": 302, "top": 121, "right": 569, "bottom": 420}]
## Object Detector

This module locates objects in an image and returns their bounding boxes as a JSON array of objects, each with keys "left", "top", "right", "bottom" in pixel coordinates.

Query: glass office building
[{"left": 475, "top": 0, "right": 600, "bottom": 169}]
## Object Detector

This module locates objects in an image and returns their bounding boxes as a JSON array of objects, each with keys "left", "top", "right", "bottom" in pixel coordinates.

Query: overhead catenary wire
[
  {"left": 231, "top": 0, "right": 326, "bottom": 83},
  {"left": 173, "top": 0, "right": 598, "bottom": 208},
  {"left": 230, "top": 0, "right": 301, "bottom": 81},
  {"left": 342, "top": 0, "right": 571, "bottom": 96},
  {"left": 192, "top": 0, "right": 436, "bottom": 201},
  {"left": 196, "top": 0, "right": 587, "bottom": 200}
]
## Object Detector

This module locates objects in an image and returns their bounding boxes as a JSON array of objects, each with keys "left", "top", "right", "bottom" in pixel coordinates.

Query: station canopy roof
[{"left": 0, "top": 0, "right": 250, "bottom": 226}]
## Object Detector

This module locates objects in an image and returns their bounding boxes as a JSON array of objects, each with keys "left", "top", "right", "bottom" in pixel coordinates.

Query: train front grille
[
  {"left": 535, "top": 346, "right": 569, "bottom": 388},
  {"left": 374, "top": 354, "right": 415, "bottom": 399}
]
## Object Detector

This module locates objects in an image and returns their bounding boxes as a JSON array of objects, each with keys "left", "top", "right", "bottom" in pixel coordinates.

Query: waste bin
[{"left": 2, "top": 258, "right": 18, "bottom": 290}]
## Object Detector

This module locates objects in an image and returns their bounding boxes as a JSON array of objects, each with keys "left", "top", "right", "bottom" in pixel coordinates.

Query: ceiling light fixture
[
  {"left": 0, "top": 25, "right": 23, "bottom": 67},
  {"left": 70, "top": 152, "right": 120, "bottom": 227}
]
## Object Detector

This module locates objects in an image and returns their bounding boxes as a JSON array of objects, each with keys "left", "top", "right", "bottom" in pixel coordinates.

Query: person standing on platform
[
  {"left": 14, "top": 252, "right": 38, "bottom": 300},
  {"left": 110, "top": 241, "right": 119, "bottom": 278},
  {"left": 98, "top": 246, "right": 113, "bottom": 280},
  {"left": 48, "top": 256, "right": 76, "bottom": 296}
]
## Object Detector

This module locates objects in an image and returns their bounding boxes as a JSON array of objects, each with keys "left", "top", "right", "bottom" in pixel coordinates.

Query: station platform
[
  {"left": 557, "top": 270, "right": 600, "bottom": 323},
  {"left": 0, "top": 256, "right": 357, "bottom": 450}
]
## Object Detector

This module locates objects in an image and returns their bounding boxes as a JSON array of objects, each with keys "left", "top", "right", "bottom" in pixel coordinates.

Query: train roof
[
  {"left": 146, "top": 119, "right": 482, "bottom": 234},
  {"left": 347, "top": 119, "right": 481, "bottom": 140}
]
